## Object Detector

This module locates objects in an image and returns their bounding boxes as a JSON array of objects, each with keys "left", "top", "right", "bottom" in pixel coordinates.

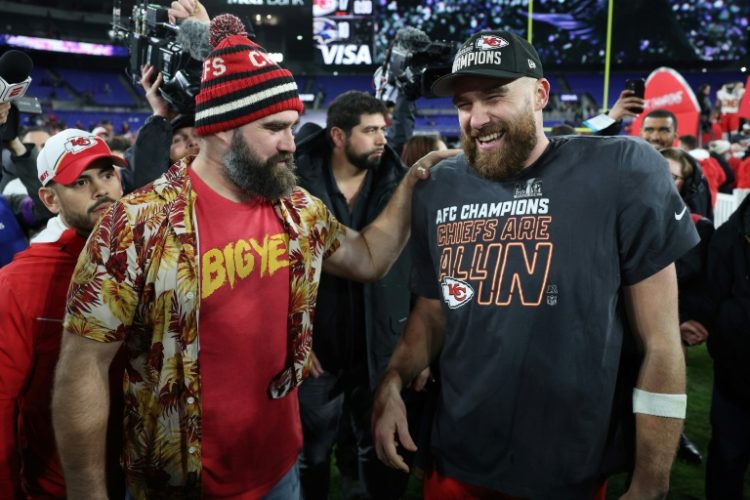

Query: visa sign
[{"left": 318, "top": 44, "right": 372, "bottom": 65}]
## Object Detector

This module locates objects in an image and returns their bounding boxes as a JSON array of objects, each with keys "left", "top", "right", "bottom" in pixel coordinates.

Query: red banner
[
  {"left": 631, "top": 67, "right": 701, "bottom": 141},
  {"left": 738, "top": 75, "right": 750, "bottom": 119}
]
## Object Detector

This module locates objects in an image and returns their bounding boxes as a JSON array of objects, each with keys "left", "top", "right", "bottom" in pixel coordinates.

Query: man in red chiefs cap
[
  {"left": 0, "top": 129, "right": 126, "bottom": 499},
  {"left": 51, "top": 12, "right": 453, "bottom": 500}
]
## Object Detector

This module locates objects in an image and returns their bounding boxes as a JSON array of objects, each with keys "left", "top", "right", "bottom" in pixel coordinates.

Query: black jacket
[
  {"left": 682, "top": 154, "right": 714, "bottom": 221},
  {"left": 702, "top": 195, "right": 750, "bottom": 405},
  {"left": 123, "top": 115, "right": 173, "bottom": 194},
  {"left": 709, "top": 150, "right": 736, "bottom": 193},
  {"left": 295, "top": 128, "right": 411, "bottom": 390},
  {"left": 676, "top": 214, "right": 714, "bottom": 323}
]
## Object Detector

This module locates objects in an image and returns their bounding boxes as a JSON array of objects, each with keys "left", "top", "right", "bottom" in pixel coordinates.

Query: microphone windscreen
[
  {"left": 176, "top": 19, "right": 211, "bottom": 61},
  {"left": 393, "top": 27, "right": 431, "bottom": 52},
  {"left": 0, "top": 50, "right": 33, "bottom": 84}
]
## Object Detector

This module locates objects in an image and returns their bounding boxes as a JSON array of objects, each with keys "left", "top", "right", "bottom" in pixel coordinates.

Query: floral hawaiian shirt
[{"left": 64, "top": 158, "right": 344, "bottom": 498}]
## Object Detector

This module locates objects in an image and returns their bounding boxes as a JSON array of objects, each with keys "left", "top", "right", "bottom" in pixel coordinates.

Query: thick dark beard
[
  {"left": 223, "top": 130, "right": 297, "bottom": 200},
  {"left": 63, "top": 208, "right": 98, "bottom": 235},
  {"left": 461, "top": 108, "right": 538, "bottom": 181},
  {"left": 344, "top": 141, "right": 382, "bottom": 171}
]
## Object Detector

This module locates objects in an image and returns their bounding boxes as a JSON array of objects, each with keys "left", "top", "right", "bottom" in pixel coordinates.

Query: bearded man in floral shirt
[{"left": 51, "top": 14, "right": 451, "bottom": 500}]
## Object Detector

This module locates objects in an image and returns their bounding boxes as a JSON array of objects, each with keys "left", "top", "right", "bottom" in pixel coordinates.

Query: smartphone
[
  {"left": 625, "top": 78, "right": 645, "bottom": 113},
  {"left": 12, "top": 96, "right": 43, "bottom": 115}
]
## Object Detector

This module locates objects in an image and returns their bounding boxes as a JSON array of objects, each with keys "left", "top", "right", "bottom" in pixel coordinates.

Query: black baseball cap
[
  {"left": 171, "top": 114, "right": 195, "bottom": 132},
  {"left": 431, "top": 30, "right": 544, "bottom": 97}
]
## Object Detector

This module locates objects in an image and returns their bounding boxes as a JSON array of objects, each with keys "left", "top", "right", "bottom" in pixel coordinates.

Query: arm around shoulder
[{"left": 323, "top": 149, "right": 459, "bottom": 282}]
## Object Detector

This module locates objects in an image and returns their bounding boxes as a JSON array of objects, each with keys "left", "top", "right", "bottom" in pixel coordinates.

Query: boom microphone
[{"left": 0, "top": 50, "right": 33, "bottom": 103}]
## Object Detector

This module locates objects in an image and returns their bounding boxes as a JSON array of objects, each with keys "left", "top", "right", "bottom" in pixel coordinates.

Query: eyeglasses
[{"left": 671, "top": 173, "right": 685, "bottom": 181}]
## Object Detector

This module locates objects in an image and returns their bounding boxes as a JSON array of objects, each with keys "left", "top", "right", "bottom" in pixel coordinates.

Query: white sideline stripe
[{"left": 196, "top": 82, "right": 298, "bottom": 122}]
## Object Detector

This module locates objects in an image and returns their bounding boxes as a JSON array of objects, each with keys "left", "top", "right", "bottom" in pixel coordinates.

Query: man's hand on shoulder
[{"left": 406, "top": 148, "right": 461, "bottom": 186}]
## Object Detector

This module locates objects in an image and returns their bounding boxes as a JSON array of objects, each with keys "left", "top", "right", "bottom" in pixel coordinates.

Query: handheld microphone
[{"left": 0, "top": 50, "right": 33, "bottom": 103}]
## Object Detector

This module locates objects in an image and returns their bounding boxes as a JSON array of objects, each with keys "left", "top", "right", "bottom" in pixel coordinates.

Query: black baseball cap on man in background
[{"left": 431, "top": 30, "right": 544, "bottom": 97}]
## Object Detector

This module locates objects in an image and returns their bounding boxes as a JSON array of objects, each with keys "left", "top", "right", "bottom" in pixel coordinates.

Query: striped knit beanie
[{"left": 194, "top": 14, "right": 304, "bottom": 136}]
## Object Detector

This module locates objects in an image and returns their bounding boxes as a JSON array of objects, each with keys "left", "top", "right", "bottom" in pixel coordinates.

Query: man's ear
[
  {"left": 534, "top": 78, "right": 551, "bottom": 111},
  {"left": 38, "top": 186, "right": 61, "bottom": 214},
  {"left": 330, "top": 127, "right": 346, "bottom": 149},
  {"left": 214, "top": 129, "right": 233, "bottom": 146}
]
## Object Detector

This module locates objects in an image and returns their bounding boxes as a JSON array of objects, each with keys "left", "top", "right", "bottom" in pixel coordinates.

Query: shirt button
[
  {"left": 188, "top": 446, "right": 196, "bottom": 454},
  {"left": 187, "top": 396, "right": 195, "bottom": 405}
]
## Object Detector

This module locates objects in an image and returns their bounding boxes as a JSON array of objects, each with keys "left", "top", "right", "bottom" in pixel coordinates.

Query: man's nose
[
  {"left": 374, "top": 129, "right": 386, "bottom": 145},
  {"left": 278, "top": 129, "right": 296, "bottom": 153},
  {"left": 468, "top": 103, "right": 492, "bottom": 130},
  {"left": 91, "top": 177, "right": 110, "bottom": 197}
]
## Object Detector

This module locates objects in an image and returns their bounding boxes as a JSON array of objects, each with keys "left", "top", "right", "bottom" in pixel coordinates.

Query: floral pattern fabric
[{"left": 64, "top": 158, "right": 344, "bottom": 498}]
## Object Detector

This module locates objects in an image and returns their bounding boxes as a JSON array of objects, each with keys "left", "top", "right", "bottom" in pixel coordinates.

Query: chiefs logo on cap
[
  {"left": 441, "top": 277, "right": 475, "bottom": 309},
  {"left": 475, "top": 35, "right": 509, "bottom": 50},
  {"left": 64, "top": 136, "right": 97, "bottom": 155}
]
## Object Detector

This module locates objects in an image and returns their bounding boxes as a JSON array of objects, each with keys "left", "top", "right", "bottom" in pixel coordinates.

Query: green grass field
[{"left": 330, "top": 344, "right": 750, "bottom": 499}]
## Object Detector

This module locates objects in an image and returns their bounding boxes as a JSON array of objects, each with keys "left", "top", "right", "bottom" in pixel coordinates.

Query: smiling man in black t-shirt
[{"left": 372, "top": 30, "right": 699, "bottom": 499}]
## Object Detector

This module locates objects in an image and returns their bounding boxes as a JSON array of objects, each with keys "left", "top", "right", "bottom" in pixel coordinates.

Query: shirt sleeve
[
  {"left": 0, "top": 275, "right": 31, "bottom": 498},
  {"left": 616, "top": 140, "right": 700, "bottom": 285},
  {"left": 309, "top": 194, "right": 346, "bottom": 259},
  {"left": 410, "top": 183, "right": 441, "bottom": 299},
  {"left": 63, "top": 202, "right": 140, "bottom": 343}
]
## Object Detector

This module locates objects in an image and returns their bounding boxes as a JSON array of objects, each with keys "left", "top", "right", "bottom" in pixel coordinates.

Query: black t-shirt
[
  {"left": 313, "top": 166, "right": 373, "bottom": 376},
  {"left": 411, "top": 135, "right": 699, "bottom": 497}
]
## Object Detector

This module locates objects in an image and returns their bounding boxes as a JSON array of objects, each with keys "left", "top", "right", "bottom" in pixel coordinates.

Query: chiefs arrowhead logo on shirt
[
  {"left": 475, "top": 35, "right": 509, "bottom": 50},
  {"left": 441, "top": 277, "right": 475, "bottom": 309}
]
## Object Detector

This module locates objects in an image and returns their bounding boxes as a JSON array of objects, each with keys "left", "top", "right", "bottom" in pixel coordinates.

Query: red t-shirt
[{"left": 190, "top": 169, "right": 301, "bottom": 499}]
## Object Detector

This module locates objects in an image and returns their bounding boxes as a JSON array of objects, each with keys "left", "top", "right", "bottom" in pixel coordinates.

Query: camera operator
[
  {"left": 377, "top": 28, "right": 457, "bottom": 155},
  {"left": 0, "top": 103, "right": 31, "bottom": 265},
  {"left": 1, "top": 102, "right": 55, "bottom": 244},
  {"left": 582, "top": 88, "right": 646, "bottom": 136},
  {"left": 124, "top": 64, "right": 199, "bottom": 191},
  {"left": 375, "top": 63, "right": 416, "bottom": 156},
  {"left": 120, "top": 0, "right": 208, "bottom": 190}
]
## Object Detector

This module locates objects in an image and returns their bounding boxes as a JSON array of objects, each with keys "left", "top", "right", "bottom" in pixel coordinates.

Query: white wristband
[{"left": 632, "top": 388, "right": 687, "bottom": 418}]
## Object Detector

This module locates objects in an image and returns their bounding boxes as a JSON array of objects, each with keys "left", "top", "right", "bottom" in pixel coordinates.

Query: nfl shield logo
[{"left": 547, "top": 295, "right": 558, "bottom": 306}]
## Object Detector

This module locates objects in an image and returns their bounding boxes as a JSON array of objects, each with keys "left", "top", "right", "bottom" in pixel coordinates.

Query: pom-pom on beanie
[{"left": 194, "top": 14, "right": 304, "bottom": 136}]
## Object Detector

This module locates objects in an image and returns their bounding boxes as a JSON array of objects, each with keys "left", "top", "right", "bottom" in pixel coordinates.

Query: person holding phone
[{"left": 583, "top": 81, "right": 646, "bottom": 136}]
